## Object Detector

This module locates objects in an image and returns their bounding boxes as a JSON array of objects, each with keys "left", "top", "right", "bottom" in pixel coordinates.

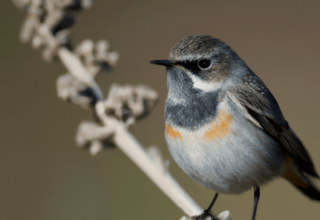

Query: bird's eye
[{"left": 198, "top": 59, "right": 211, "bottom": 70}]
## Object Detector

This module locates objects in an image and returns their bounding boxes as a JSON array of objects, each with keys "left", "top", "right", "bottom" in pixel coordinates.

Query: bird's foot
[{"left": 192, "top": 210, "right": 218, "bottom": 220}]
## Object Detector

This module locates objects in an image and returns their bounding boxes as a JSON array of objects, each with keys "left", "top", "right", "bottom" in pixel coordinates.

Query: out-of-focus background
[{"left": 1, "top": 1, "right": 320, "bottom": 220}]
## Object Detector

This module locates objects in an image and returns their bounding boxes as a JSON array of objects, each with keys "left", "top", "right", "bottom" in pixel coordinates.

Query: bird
[{"left": 150, "top": 35, "right": 320, "bottom": 220}]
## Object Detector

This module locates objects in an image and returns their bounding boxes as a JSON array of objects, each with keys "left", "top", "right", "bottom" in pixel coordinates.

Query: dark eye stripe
[{"left": 177, "top": 60, "right": 200, "bottom": 74}]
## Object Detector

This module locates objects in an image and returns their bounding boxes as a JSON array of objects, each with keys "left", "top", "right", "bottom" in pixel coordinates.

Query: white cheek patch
[{"left": 185, "top": 70, "right": 222, "bottom": 92}]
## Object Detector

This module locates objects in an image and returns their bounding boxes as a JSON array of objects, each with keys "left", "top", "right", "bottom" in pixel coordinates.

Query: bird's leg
[
  {"left": 195, "top": 193, "right": 219, "bottom": 220},
  {"left": 204, "top": 193, "right": 219, "bottom": 214},
  {"left": 251, "top": 186, "right": 260, "bottom": 220}
]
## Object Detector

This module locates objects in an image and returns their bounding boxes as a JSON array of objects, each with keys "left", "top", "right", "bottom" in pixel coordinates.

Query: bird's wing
[{"left": 227, "top": 71, "right": 319, "bottom": 178}]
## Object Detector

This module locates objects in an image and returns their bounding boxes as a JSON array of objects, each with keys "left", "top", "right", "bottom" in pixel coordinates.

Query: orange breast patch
[
  {"left": 204, "top": 109, "right": 233, "bottom": 141},
  {"left": 165, "top": 123, "right": 183, "bottom": 141}
]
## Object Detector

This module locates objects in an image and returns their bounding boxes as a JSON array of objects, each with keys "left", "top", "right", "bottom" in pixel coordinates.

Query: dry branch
[{"left": 12, "top": 1, "right": 231, "bottom": 219}]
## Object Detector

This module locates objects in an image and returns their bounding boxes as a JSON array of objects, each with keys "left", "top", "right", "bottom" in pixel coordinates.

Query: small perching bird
[{"left": 150, "top": 35, "right": 320, "bottom": 220}]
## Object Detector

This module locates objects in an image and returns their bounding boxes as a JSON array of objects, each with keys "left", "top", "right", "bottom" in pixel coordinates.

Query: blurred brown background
[{"left": 1, "top": 1, "right": 320, "bottom": 220}]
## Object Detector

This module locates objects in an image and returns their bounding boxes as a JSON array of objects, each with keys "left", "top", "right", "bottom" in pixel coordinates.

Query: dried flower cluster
[
  {"left": 13, "top": 0, "right": 159, "bottom": 155},
  {"left": 56, "top": 40, "right": 120, "bottom": 110},
  {"left": 13, "top": 0, "right": 93, "bottom": 61},
  {"left": 76, "top": 84, "right": 158, "bottom": 155},
  {"left": 102, "top": 84, "right": 158, "bottom": 123}
]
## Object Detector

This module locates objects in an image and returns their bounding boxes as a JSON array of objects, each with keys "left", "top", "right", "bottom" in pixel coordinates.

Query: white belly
[{"left": 165, "top": 107, "right": 284, "bottom": 194}]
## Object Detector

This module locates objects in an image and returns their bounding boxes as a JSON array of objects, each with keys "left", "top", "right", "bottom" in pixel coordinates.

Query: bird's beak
[{"left": 150, "top": 60, "right": 177, "bottom": 67}]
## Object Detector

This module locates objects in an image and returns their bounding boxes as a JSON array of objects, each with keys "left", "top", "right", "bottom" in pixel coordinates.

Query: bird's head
[{"left": 151, "top": 35, "right": 248, "bottom": 106}]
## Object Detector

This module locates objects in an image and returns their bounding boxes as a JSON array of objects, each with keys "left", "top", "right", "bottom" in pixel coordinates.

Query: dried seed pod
[
  {"left": 56, "top": 74, "right": 99, "bottom": 109},
  {"left": 75, "top": 121, "right": 115, "bottom": 155},
  {"left": 65, "top": 0, "right": 82, "bottom": 11},
  {"left": 52, "top": 13, "right": 75, "bottom": 35},
  {"left": 101, "top": 84, "right": 159, "bottom": 124}
]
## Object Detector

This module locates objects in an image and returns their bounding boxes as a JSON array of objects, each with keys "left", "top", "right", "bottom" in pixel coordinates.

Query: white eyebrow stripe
[{"left": 172, "top": 53, "right": 212, "bottom": 61}]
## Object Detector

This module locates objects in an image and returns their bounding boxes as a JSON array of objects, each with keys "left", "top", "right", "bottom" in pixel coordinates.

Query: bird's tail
[
  {"left": 282, "top": 156, "right": 320, "bottom": 201},
  {"left": 292, "top": 177, "right": 320, "bottom": 201}
]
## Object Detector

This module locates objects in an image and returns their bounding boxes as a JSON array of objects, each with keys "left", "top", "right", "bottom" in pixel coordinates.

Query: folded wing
[{"left": 228, "top": 71, "right": 319, "bottom": 178}]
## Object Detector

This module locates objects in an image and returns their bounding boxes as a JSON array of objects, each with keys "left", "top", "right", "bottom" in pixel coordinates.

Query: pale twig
[
  {"left": 58, "top": 48, "right": 104, "bottom": 101},
  {"left": 113, "top": 121, "right": 203, "bottom": 217}
]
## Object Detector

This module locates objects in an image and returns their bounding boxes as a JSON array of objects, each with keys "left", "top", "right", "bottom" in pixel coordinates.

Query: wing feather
[{"left": 228, "top": 71, "right": 319, "bottom": 178}]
